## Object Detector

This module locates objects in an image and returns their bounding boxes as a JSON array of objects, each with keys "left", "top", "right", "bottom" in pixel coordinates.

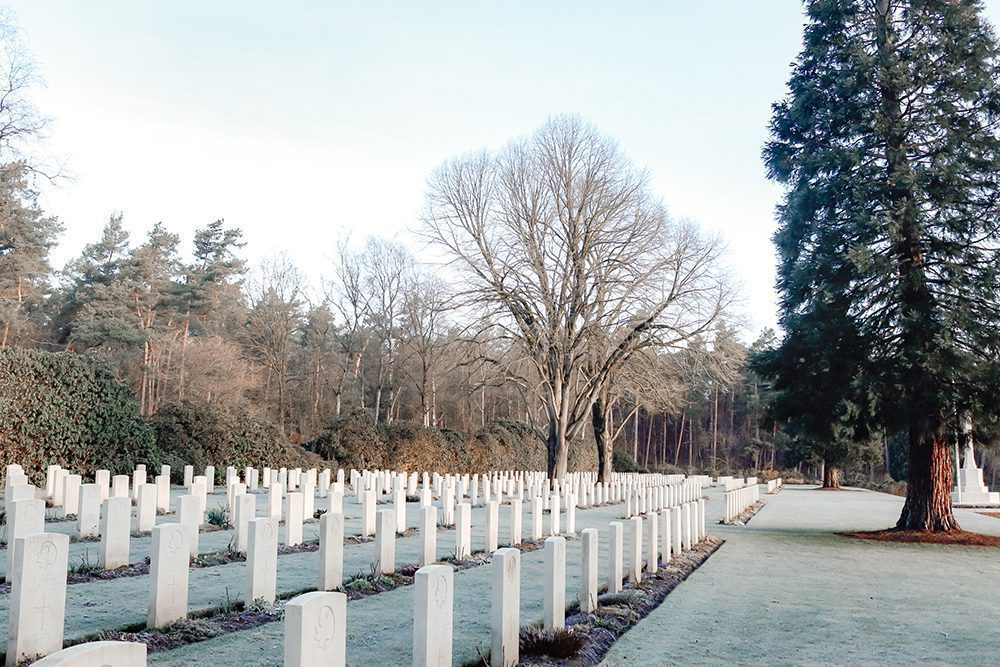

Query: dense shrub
[
  {"left": 151, "top": 400, "right": 317, "bottom": 483},
  {"left": 0, "top": 347, "right": 155, "bottom": 485},
  {"left": 612, "top": 450, "right": 646, "bottom": 473},
  {"left": 305, "top": 410, "right": 597, "bottom": 473},
  {"left": 843, "top": 471, "right": 907, "bottom": 496}
]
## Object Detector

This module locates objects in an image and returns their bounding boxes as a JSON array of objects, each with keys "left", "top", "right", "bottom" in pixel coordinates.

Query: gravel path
[{"left": 602, "top": 485, "right": 1000, "bottom": 666}]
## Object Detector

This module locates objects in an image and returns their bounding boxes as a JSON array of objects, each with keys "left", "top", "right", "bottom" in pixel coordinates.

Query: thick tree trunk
[
  {"left": 896, "top": 432, "right": 959, "bottom": 531},
  {"left": 593, "top": 399, "right": 612, "bottom": 484},
  {"left": 822, "top": 463, "right": 841, "bottom": 489},
  {"left": 546, "top": 424, "right": 569, "bottom": 481}
]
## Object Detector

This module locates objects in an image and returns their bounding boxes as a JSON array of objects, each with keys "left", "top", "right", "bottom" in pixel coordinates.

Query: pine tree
[
  {"left": 57, "top": 214, "right": 135, "bottom": 349},
  {"left": 765, "top": 0, "right": 1000, "bottom": 530},
  {"left": 0, "top": 163, "right": 61, "bottom": 347}
]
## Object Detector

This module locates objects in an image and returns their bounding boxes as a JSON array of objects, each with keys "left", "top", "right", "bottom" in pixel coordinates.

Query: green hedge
[
  {"left": 0, "top": 347, "right": 155, "bottom": 484},
  {"left": 150, "top": 400, "right": 317, "bottom": 484}
]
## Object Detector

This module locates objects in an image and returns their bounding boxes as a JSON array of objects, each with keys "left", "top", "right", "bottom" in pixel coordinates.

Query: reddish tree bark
[{"left": 896, "top": 432, "right": 958, "bottom": 531}]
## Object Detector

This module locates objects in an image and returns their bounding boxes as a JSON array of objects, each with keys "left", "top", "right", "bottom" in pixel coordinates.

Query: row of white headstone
[
  {"left": 2, "top": 466, "right": 624, "bottom": 665},
  {"left": 3, "top": 461, "right": 711, "bottom": 665},
  {"left": 766, "top": 478, "right": 784, "bottom": 494},
  {"left": 286, "top": 496, "right": 709, "bottom": 667},
  {"left": 723, "top": 483, "right": 761, "bottom": 522}
]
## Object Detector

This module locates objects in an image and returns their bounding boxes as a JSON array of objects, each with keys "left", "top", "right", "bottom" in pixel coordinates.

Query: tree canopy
[{"left": 765, "top": 0, "right": 1000, "bottom": 529}]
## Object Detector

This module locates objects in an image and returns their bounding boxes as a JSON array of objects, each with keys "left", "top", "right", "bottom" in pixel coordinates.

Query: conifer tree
[
  {"left": 0, "top": 163, "right": 61, "bottom": 347},
  {"left": 765, "top": 0, "right": 1000, "bottom": 530}
]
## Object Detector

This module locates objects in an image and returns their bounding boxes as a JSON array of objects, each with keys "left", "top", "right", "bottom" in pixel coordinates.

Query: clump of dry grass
[{"left": 519, "top": 626, "right": 586, "bottom": 660}]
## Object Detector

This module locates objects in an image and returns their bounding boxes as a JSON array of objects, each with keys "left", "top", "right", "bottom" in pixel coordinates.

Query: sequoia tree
[{"left": 765, "top": 0, "right": 1000, "bottom": 530}]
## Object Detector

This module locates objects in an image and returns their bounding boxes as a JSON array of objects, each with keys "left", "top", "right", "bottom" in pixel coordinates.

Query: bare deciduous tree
[
  {"left": 424, "top": 115, "right": 733, "bottom": 479},
  {"left": 0, "top": 10, "right": 57, "bottom": 177},
  {"left": 243, "top": 253, "right": 305, "bottom": 434}
]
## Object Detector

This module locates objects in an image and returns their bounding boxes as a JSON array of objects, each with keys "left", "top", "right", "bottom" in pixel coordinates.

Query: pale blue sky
[{"left": 9, "top": 1, "right": 1000, "bottom": 338}]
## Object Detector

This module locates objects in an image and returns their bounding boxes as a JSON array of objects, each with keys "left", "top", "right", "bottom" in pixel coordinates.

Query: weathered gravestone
[
  {"left": 148, "top": 524, "right": 190, "bottom": 627},
  {"left": 7, "top": 532, "right": 69, "bottom": 666},
  {"left": 413, "top": 564, "right": 453, "bottom": 667},
  {"left": 284, "top": 591, "right": 347, "bottom": 667}
]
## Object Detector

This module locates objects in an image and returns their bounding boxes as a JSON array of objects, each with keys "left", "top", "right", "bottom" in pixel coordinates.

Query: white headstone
[
  {"left": 76, "top": 483, "right": 101, "bottom": 538},
  {"left": 284, "top": 492, "right": 304, "bottom": 546},
  {"left": 319, "top": 512, "right": 344, "bottom": 591},
  {"left": 531, "top": 496, "right": 543, "bottom": 541},
  {"left": 177, "top": 495, "right": 201, "bottom": 558},
  {"left": 508, "top": 499, "right": 522, "bottom": 546},
  {"left": 543, "top": 536, "right": 566, "bottom": 630},
  {"left": 28, "top": 641, "right": 147, "bottom": 666},
  {"left": 6, "top": 498, "right": 44, "bottom": 581},
  {"left": 375, "top": 509, "right": 396, "bottom": 574},
  {"left": 646, "top": 512, "right": 659, "bottom": 575},
  {"left": 7, "top": 533, "right": 69, "bottom": 666},
  {"left": 485, "top": 501, "right": 499, "bottom": 553},
  {"left": 328, "top": 489, "right": 344, "bottom": 515},
  {"left": 660, "top": 509, "right": 672, "bottom": 562},
  {"left": 269, "top": 482, "right": 284, "bottom": 519},
  {"left": 234, "top": 493, "right": 255, "bottom": 553},
  {"left": 136, "top": 483, "right": 157, "bottom": 532},
  {"left": 361, "top": 490, "right": 376, "bottom": 537},
  {"left": 247, "top": 517, "right": 278, "bottom": 604},
  {"left": 455, "top": 502, "right": 471, "bottom": 561},
  {"left": 491, "top": 548, "right": 520, "bottom": 667},
  {"left": 627, "top": 516, "right": 642, "bottom": 585},
  {"left": 420, "top": 505, "right": 438, "bottom": 567},
  {"left": 155, "top": 474, "right": 170, "bottom": 514},
  {"left": 99, "top": 497, "right": 131, "bottom": 570},
  {"left": 580, "top": 527, "right": 599, "bottom": 613},
  {"left": 393, "top": 486, "right": 406, "bottom": 533},
  {"left": 413, "top": 564, "right": 453, "bottom": 666},
  {"left": 111, "top": 475, "right": 129, "bottom": 499},
  {"left": 549, "top": 494, "right": 561, "bottom": 536},
  {"left": 147, "top": 524, "right": 190, "bottom": 627},
  {"left": 284, "top": 591, "right": 347, "bottom": 667}
]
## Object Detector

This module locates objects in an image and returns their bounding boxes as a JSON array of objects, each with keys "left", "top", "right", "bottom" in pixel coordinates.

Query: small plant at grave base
[
  {"left": 592, "top": 617, "right": 618, "bottom": 632},
  {"left": 367, "top": 562, "right": 395, "bottom": 588},
  {"left": 247, "top": 597, "right": 282, "bottom": 615},
  {"left": 343, "top": 571, "right": 375, "bottom": 592},
  {"left": 169, "top": 618, "right": 224, "bottom": 643},
  {"left": 219, "top": 586, "right": 243, "bottom": 614},
  {"left": 69, "top": 550, "right": 101, "bottom": 576},
  {"left": 206, "top": 505, "right": 230, "bottom": 528},
  {"left": 519, "top": 626, "right": 586, "bottom": 660}
]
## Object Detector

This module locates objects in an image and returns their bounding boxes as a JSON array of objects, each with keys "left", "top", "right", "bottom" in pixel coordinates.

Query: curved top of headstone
[{"left": 29, "top": 640, "right": 147, "bottom": 666}]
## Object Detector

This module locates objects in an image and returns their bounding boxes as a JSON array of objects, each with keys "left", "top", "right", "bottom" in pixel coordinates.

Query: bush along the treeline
[
  {"left": 304, "top": 409, "right": 598, "bottom": 473},
  {"left": 150, "top": 400, "right": 318, "bottom": 484},
  {"left": 0, "top": 347, "right": 156, "bottom": 485},
  {"left": 612, "top": 450, "right": 646, "bottom": 473}
]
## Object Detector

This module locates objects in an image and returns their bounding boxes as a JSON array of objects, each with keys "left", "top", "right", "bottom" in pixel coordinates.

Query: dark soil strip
[
  {"left": 719, "top": 499, "right": 767, "bottom": 526},
  {"left": 462, "top": 536, "right": 724, "bottom": 666},
  {"left": 839, "top": 529, "right": 1000, "bottom": 547}
]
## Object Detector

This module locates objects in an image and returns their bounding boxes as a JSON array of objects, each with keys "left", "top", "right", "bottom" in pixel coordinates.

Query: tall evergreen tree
[
  {"left": 765, "top": 0, "right": 1000, "bottom": 530},
  {"left": 58, "top": 214, "right": 136, "bottom": 350},
  {"left": 0, "top": 163, "right": 61, "bottom": 347}
]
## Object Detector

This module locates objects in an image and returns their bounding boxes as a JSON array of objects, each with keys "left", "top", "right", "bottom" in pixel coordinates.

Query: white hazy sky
[{"left": 8, "top": 1, "right": 1000, "bottom": 339}]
